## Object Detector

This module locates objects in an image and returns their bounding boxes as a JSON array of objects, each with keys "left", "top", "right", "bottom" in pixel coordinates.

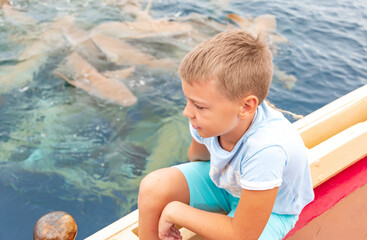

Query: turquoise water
[{"left": 0, "top": 0, "right": 366, "bottom": 239}]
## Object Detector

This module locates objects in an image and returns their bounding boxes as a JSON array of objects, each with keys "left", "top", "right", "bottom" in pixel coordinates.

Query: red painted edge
[{"left": 285, "top": 155, "right": 367, "bottom": 239}]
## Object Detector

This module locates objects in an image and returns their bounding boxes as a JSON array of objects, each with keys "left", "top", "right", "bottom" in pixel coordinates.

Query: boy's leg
[
  {"left": 175, "top": 161, "right": 233, "bottom": 213},
  {"left": 138, "top": 167, "right": 190, "bottom": 240},
  {"left": 258, "top": 213, "right": 299, "bottom": 240}
]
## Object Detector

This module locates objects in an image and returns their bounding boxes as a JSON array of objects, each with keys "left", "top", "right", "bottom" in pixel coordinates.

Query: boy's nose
[{"left": 183, "top": 102, "right": 194, "bottom": 119}]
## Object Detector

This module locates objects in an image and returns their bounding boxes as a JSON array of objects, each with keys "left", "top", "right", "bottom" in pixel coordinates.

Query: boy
[{"left": 138, "top": 29, "right": 314, "bottom": 240}]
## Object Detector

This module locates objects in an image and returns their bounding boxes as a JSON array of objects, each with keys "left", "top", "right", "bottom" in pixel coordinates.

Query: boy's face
[{"left": 182, "top": 79, "right": 242, "bottom": 139}]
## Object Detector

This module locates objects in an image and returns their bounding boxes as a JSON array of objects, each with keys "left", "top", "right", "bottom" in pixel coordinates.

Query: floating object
[
  {"left": 85, "top": 84, "right": 367, "bottom": 239},
  {"left": 33, "top": 211, "right": 77, "bottom": 240}
]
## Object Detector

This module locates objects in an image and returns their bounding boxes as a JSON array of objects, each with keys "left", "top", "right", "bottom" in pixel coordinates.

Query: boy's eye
[{"left": 194, "top": 104, "right": 205, "bottom": 110}]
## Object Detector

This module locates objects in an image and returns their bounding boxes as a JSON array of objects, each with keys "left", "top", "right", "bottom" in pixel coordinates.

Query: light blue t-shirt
[{"left": 189, "top": 101, "right": 314, "bottom": 215}]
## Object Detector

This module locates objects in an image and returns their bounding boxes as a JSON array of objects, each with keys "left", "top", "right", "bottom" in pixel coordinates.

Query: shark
[
  {"left": 55, "top": 52, "right": 137, "bottom": 107},
  {"left": 227, "top": 13, "right": 288, "bottom": 47},
  {"left": 58, "top": 15, "right": 178, "bottom": 70},
  {"left": 52, "top": 17, "right": 175, "bottom": 105},
  {"left": 0, "top": 15, "right": 69, "bottom": 93},
  {"left": 90, "top": 32, "right": 177, "bottom": 69},
  {"left": 91, "top": 18, "right": 193, "bottom": 40},
  {"left": 95, "top": 0, "right": 192, "bottom": 39},
  {"left": 0, "top": 12, "right": 136, "bottom": 102},
  {"left": 227, "top": 13, "right": 297, "bottom": 89},
  {"left": 273, "top": 66, "right": 297, "bottom": 90}
]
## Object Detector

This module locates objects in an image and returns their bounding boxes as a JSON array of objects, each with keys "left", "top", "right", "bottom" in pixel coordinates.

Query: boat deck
[{"left": 288, "top": 156, "right": 367, "bottom": 239}]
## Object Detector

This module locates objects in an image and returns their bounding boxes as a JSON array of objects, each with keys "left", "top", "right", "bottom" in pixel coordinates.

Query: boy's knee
[
  {"left": 138, "top": 167, "right": 189, "bottom": 206},
  {"left": 139, "top": 170, "right": 164, "bottom": 196},
  {"left": 139, "top": 168, "right": 172, "bottom": 202}
]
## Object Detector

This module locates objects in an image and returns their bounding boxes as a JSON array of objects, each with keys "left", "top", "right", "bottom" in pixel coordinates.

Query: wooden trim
[
  {"left": 293, "top": 84, "right": 367, "bottom": 149},
  {"left": 85, "top": 211, "right": 139, "bottom": 240},
  {"left": 309, "top": 121, "right": 367, "bottom": 187}
]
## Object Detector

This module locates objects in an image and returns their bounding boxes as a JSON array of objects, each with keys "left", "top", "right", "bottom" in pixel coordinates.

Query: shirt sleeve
[
  {"left": 189, "top": 122, "right": 204, "bottom": 144},
  {"left": 240, "top": 146, "right": 287, "bottom": 190}
]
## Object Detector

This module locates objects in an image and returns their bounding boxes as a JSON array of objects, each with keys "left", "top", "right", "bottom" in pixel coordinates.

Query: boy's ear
[{"left": 238, "top": 95, "right": 258, "bottom": 119}]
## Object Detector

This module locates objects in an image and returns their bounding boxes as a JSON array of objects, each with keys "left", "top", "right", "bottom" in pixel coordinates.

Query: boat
[{"left": 85, "top": 84, "right": 367, "bottom": 240}]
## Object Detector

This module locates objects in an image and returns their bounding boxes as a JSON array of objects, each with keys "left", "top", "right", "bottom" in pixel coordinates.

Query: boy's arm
[
  {"left": 188, "top": 137, "right": 210, "bottom": 162},
  {"left": 159, "top": 187, "right": 278, "bottom": 240}
]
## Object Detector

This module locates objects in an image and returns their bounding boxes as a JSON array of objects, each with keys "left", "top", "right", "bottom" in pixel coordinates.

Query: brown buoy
[{"left": 33, "top": 211, "right": 77, "bottom": 240}]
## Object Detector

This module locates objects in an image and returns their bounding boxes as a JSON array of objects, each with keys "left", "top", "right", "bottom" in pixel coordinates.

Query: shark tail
[{"left": 227, "top": 13, "right": 251, "bottom": 29}]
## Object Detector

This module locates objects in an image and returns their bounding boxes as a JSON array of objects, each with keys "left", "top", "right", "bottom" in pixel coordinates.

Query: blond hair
[{"left": 178, "top": 29, "right": 273, "bottom": 104}]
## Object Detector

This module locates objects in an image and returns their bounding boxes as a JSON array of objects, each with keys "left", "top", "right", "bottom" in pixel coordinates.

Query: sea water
[{"left": 0, "top": 0, "right": 366, "bottom": 239}]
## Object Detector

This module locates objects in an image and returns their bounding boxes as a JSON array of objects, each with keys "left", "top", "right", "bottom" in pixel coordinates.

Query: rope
[{"left": 266, "top": 100, "right": 304, "bottom": 120}]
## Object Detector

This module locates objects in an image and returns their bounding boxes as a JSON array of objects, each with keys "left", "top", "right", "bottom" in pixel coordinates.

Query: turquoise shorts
[{"left": 174, "top": 161, "right": 299, "bottom": 240}]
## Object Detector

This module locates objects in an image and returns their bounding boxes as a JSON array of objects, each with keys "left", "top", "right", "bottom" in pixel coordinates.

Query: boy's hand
[
  {"left": 158, "top": 224, "right": 182, "bottom": 240},
  {"left": 158, "top": 203, "right": 182, "bottom": 240}
]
